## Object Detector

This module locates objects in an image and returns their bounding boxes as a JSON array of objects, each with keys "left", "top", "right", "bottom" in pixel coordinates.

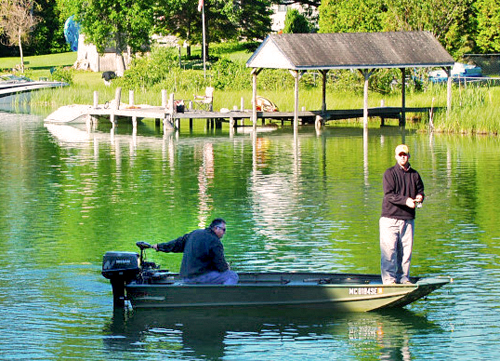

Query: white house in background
[
  {"left": 75, "top": 34, "right": 130, "bottom": 74},
  {"left": 270, "top": 4, "right": 318, "bottom": 33}
]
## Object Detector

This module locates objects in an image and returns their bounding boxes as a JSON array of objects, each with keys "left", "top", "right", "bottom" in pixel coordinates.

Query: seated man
[{"left": 153, "top": 218, "right": 238, "bottom": 285}]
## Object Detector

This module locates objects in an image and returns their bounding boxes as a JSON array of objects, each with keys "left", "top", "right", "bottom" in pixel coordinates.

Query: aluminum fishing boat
[{"left": 102, "top": 242, "right": 450, "bottom": 312}]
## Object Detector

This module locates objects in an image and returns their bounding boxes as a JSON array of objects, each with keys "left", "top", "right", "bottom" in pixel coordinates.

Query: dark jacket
[
  {"left": 157, "top": 228, "right": 229, "bottom": 278},
  {"left": 381, "top": 163, "right": 425, "bottom": 220}
]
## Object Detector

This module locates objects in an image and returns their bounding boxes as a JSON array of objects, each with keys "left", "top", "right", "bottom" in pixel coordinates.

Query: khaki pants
[{"left": 379, "top": 217, "right": 414, "bottom": 284}]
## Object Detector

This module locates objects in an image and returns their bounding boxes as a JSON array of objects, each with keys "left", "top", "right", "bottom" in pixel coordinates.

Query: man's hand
[
  {"left": 406, "top": 198, "right": 416, "bottom": 208},
  {"left": 415, "top": 194, "right": 423, "bottom": 203},
  {"left": 152, "top": 244, "right": 158, "bottom": 251}
]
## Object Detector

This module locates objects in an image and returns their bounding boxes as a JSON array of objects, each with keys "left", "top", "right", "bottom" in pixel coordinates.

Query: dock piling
[{"left": 129, "top": 90, "right": 134, "bottom": 106}]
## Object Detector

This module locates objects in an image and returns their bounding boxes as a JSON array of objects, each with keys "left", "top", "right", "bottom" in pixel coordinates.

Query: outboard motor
[{"left": 102, "top": 251, "right": 140, "bottom": 307}]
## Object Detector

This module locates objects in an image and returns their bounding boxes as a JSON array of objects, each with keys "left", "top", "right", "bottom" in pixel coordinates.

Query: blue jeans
[
  {"left": 183, "top": 270, "right": 239, "bottom": 285},
  {"left": 379, "top": 217, "right": 414, "bottom": 284}
]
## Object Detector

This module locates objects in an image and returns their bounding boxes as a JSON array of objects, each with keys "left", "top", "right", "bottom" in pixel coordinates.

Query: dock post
[
  {"left": 162, "top": 89, "right": 168, "bottom": 109},
  {"left": 93, "top": 91, "right": 98, "bottom": 108},
  {"left": 380, "top": 99, "right": 385, "bottom": 126},
  {"left": 110, "top": 87, "right": 121, "bottom": 127},
  {"left": 400, "top": 68, "right": 406, "bottom": 127},
  {"left": 114, "top": 87, "right": 121, "bottom": 110},
  {"left": 129, "top": 90, "right": 137, "bottom": 131},
  {"left": 129, "top": 90, "right": 134, "bottom": 106}
]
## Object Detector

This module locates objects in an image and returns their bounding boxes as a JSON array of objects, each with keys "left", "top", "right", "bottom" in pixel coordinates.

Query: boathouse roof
[{"left": 246, "top": 31, "right": 454, "bottom": 70}]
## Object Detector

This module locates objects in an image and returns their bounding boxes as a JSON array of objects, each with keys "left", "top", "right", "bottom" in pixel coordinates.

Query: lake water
[{"left": 0, "top": 112, "right": 499, "bottom": 360}]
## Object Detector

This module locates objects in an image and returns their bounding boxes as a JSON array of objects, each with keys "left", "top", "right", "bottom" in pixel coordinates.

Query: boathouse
[{"left": 246, "top": 31, "right": 455, "bottom": 130}]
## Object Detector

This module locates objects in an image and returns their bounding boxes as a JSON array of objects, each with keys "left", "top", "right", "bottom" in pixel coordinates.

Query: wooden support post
[
  {"left": 111, "top": 87, "right": 121, "bottom": 127},
  {"left": 290, "top": 70, "right": 300, "bottom": 133},
  {"left": 162, "top": 89, "right": 168, "bottom": 109},
  {"left": 380, "top": 99, "right": 385, "bottom": 126},
  {"left": 252, "top": 69, "right": 258, "bottom": 130},
  {"left": 129, "top": 90, "right": 134, "bottom": 106},
  {"left": 360, "top": 70, "right": 373, "bottom": 129},
  {"left": 321, "top": 70, "right": 328, "bottom": 114},
  {"left": 400, "top": 68, "right": 406, "bottom": 127},
  {"left": 169, "top": 93, "right": 175, "bottom": 113},
  {"left": 446, "top": 67, "right": 452, "bottom": 113},
  {"left": 114, "top": 87, "right": 121, "bottom": 110}
]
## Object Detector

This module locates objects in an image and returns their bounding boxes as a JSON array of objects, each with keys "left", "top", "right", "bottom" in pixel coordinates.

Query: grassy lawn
[
  {"left": 2, "top": 50, "right": 500, "bottom": 134},
  {"left": 0, "top": 52, "right": 78, "bottom": 80}
]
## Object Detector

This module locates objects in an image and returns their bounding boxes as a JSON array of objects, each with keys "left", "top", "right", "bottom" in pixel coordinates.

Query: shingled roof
[{"left": 247, "top": 31, "right": 454, "bottom": 70}]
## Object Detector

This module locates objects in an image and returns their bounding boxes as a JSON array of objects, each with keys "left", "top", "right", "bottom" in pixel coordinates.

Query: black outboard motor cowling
[{"left": 102, "top": 251, "right": 140, "bottom": 307}]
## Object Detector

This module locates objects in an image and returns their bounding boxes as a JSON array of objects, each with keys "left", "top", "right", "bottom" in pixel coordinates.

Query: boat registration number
[{"left": 349, "top": 287, "right": 383, "bottom": 295}]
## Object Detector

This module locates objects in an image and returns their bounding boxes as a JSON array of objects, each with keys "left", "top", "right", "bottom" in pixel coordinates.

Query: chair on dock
[{"left": 193, "top": 87, "right": 214, "bottom": 111}]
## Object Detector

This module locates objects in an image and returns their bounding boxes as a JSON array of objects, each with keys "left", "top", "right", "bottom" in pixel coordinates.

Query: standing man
[
  {"left": 380, "top": 144, "right": 425, "bottom": 284},
  {"left": 153, "top": 218, "right": 238, "bottom": 285}
]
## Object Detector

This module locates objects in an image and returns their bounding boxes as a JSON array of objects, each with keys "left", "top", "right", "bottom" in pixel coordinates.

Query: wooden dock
[{"left": 44, "top": 89, "right": 437, "bottom": 130}]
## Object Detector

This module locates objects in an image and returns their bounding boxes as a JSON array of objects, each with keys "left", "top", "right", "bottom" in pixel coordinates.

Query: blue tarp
[{"left": 64, "top": 16, "right": 80, "bottom": 52}]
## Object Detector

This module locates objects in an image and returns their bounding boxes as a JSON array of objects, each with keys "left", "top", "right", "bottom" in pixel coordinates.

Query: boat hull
[{"left": 124, "top": 272, "right": 450, "bottom": 312}]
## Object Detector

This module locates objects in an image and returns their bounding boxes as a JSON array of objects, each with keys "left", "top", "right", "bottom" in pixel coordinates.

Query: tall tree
[
  {"left": 27, "top": 0, "right": 68, "bottom": 55},
  {"left": 318, "top": 0, "right": 385, "bottom": 33},
  {"left": 154, "top": 0, "right": 200, "bottom": 57},
  {"left": 154, "top": 0, "right": 271, "bottom": 58},
  {"left": 0, "top": 0, "right": 41, "bottom": 72},
  {"left": 75, "top": 0, "right": 155, "bottom": 75},
  {"left": 475, "top": 0, "right": 500, "bottom": 52},
  {"left": 319, "top": 0, "right": 477, "bottom": 57},
  {"left": 283, "top": 8, "right": 310, "bottom": 33},
  {"left": 382, "top": 0, "right": 476, "bottom": 56}
]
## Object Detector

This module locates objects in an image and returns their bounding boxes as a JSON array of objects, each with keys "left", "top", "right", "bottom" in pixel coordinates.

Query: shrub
[{"left": 50, "top": 66, "right": 74, "bottom": 85}]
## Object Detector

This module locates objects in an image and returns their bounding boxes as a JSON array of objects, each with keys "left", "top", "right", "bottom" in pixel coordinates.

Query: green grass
[
  {"left": 2, "top": 51, "right": 500, "bottom": 134},
  {"left": 0, "top": 52, "right": 77, "bottom": 80}
]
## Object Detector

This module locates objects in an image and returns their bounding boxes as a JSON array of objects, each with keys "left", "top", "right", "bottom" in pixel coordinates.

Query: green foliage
[
  {"left": 318, "top": 0, "right": 482, "bottom": 57},
  {"left": 210, "top": 59, "right": 249, "bottom": 90},
  {"left": 319, "top": 0, "right": 385, "bottom": 33},
  {"left": 50, "top": 66, "right": 74, "bottom": 84},
  {"left": 431, "top": 86, "right": 500, "bottom": 134},
  {"left": 475, "top": 0, "right": 500, "bottom": 52},
  {"left": 235, "top": 0, "right": 273, "bottom": 40},
  {"left": 116, "top": 47, "right": 178, "bottom": 89},
  {"left": 257, "top": 69, "right": 295, "bottom": 91},
  {"left": 76, "top": 0, "right": 155, "bottom": 54},
  {"left": 283, "top": 8, "right": 311, "bottom": 34},
  {"left": 27, "top": 0, "right": 69, "bottom": 55},
  {"left": 154, "top": 0, "right": 271, "bottom": 50}
]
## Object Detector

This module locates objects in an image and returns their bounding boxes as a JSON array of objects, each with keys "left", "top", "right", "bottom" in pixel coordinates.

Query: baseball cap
[{"left": 395, "top": 144, "right": 409, "bottom": 155}]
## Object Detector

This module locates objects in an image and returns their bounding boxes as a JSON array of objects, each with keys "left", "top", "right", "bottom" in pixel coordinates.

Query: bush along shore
[{"left": 3, "top": 43, "right": 500, "bottom": 135}]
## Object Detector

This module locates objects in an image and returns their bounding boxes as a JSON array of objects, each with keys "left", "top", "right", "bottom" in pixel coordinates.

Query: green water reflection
[{"left": 0, "top": 113, "right": 499, "bottom": 360}]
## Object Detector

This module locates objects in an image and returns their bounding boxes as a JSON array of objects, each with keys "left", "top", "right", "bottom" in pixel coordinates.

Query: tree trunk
[
  {"left": 18, "top": 29, "right": 24, "bottom": 73},
  {"left": 115, "top": 51, "right": 126, "bottom": 77}
]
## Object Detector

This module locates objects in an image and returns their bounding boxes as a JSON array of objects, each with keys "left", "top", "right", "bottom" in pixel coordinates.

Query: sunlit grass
[{"left": 2, "top": 51, "right": 500, "bottom": 134}]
